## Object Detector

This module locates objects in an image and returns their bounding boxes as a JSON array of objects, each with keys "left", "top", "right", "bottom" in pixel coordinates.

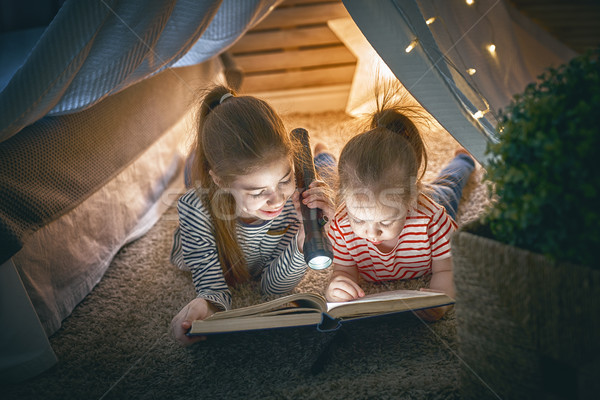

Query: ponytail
[
  {"left": 190, "top": 85, "right": 292, "bottom": 286},
  {"left": 370, "top": 108, "right": 428, "bottom": 182},
  {"left": 338, "top": 87, "right": 430, "bottom": 211},
  {"left": 192, "top": 86, "right": 248, "bottom": 286}
]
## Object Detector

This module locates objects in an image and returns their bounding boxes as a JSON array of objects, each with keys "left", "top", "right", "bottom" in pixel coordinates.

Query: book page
[
  {"left": 326, "top": 289, "right": 443, "bottom": 311},
  {"left": 205, "top": 292, "right": 326, "bottom": 321},
  {"left": 325, "top": 289, "right": 453, "bottom": 319},
  {"left": 190, "top": 312, "right": 323, "bottom": 335}
]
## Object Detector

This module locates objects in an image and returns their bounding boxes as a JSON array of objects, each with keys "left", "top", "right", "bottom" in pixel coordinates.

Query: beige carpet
[{"left": 4, "top": 111, "right": 491, "bottom": 400}]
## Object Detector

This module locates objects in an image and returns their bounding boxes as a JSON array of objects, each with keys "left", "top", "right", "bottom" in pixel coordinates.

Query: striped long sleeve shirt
[
  {"left": 328, "top": 195, "right": 457, "bottom": 282},
  {"left": 170, "top": 189, "right": 308, "bottom": 310}
]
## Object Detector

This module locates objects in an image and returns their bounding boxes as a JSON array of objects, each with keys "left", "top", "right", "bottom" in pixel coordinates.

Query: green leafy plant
[{"left": 484, "top": 49, "right": 600, "bottom": 268}]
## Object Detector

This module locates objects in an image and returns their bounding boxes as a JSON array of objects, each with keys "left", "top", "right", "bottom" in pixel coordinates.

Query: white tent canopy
[{"left": 342, "top": 0, "right": 576, "bottom": 164}]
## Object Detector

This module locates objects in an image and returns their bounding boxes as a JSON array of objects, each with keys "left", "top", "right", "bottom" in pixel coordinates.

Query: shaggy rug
[{"left": 4, "top": 111, "right": 492, "bottom": 400}]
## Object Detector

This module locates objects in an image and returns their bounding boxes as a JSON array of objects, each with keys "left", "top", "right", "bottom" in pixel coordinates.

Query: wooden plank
[
  {"left": 280, "top": 0, "right": 342, "bottom": 7},
  {"left": 250, "top": 84, "right": 351, "bottom": 114},
  {"left": 234, "top": 45, "right": 356, "bottom": 73},
  {"left": 240, "top": 64, "right": 355, "bottom": 92},
  {"left": 281, "top": 0, "right": 342, "bottom": 6},
  {"left": 252, "top": 2, "right": 349, "bottom": 30},
  {"left": 230, "top": 26, "right": 341, "bottom": 53}
]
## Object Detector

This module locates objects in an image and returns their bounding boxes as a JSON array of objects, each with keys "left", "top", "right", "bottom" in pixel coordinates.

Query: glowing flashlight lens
[{"left": 308, "top": 256, "right": 333, "bottom": 270}]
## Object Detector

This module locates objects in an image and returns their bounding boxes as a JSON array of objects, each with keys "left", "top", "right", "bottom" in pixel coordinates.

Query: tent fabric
[
  {"left": 0, "top": 0, "right": 279, "bottom": 144},
  {"left": 0, "top": 61, "right": 219, "bottom": 266},
  {"left": 342, "top": 0, "right": 576, "bottom": 164},
  {"left": 416, "top": 0, "right": 576, "bottom": 125}
]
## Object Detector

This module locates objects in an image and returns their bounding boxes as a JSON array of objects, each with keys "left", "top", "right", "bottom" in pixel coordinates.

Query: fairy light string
[{"left": 390, "top": 0, "right": 500, "bottom": 141}]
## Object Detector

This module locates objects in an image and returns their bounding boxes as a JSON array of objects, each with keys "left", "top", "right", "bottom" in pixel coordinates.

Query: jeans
[
  {"left": 185, "top": 151, "right": 475, "bottom": 221},
  {"left": 428, "top": 153, "right": 475, "bottom": 221},
  {"left": 314, "top": 151, "right": 337, "bottom": 189}
]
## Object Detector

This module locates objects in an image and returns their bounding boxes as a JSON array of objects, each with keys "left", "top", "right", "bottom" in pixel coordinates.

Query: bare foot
[
  {"left": 313, "top": 142, "right": 329, "bottom": 156},
  {"left": 454, "top": 148, "right": 471, "bottom": 157}
]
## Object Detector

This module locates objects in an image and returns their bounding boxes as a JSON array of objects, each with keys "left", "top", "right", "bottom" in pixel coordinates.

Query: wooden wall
[
  {"left": 229, "top": 0, "right": 357, "bottom": 113},
  {"left": 509, "top": 0, "right": 600, "bottom": 54}
]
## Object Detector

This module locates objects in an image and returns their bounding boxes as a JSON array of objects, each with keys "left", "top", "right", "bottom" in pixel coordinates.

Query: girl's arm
[
  {"left": 171, "top": 297, "right": 218, "bottom": 346},
  {"left": 259, "top": 224, "right": 309, "bottom": 295},
  {"left": 176, "top": 192, "right": 232, "bottom": 310},
  {"left": 325, "top": 263, "right": 364, "bottom": 302},
  {"left": 324, "top": 210, "right": 364, "bottom": 302},
  {"left": 429, "top": 257, "right": 455, "bottom": 298},
  {"left": 416, "top": 257, "right": 455, "bottom": 322},
  {"left": 170, "top": 193, "right": 233, "bottom": 345},
  {"left": 415, "top": 203, "right": 457, "bottom": 321}
]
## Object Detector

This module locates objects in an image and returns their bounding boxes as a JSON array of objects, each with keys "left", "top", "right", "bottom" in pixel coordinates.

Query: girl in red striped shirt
[{"left": 325, "top": 98, "right": 475, "bottom": 321}]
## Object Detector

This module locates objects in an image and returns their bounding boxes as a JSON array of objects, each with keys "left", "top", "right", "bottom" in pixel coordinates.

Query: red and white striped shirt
[{"left": 327, "top": 195, "right": 457, "bottom": 282}]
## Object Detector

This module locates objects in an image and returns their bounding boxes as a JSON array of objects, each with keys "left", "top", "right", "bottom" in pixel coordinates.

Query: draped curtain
[{"left": 0, "top": 0, "right": 280, "bottom": 143}]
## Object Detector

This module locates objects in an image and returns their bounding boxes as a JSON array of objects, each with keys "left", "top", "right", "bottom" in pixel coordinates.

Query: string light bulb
[
  {"left": 466, "top": 0, "right": 475, "bottom": 5},
  {"left": 405, "top": 38, "right": 418, "bottom": 53},
  {"left": 487, "top": 44, "right": 496, "bottom": 54},
  {"left": 425, "top": 17, "right": 436, "bottom": 25},
  {"left": 473, "top": 109, "right": 488, "bottom": 119},
  {"left": 467, "top": 68, "right": 477, "bottom": 75}
]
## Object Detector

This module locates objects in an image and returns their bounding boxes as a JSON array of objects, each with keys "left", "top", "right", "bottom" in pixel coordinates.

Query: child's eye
[
  {"left": 250, "top": 192, "right": 265, "bottom": 199},
  {"left": 279, "top": 178, "right": 292, "bottom": 186},
  {"left": 380, "top": 221, "right": 392, "bottom": 227},
  {"left": 352, "top": 218, "right": 365, "bottom": 225}
]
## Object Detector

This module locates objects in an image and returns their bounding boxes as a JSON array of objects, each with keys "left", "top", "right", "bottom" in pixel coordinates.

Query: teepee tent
[
  {"left": 0, "top": 0, "right": 584, "bottom": 383},
  {"left": 340, "top": 0, "right": 576, "bottom": 163}
]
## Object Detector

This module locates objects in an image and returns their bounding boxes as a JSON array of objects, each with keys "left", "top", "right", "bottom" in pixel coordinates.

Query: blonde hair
[
  {"left": 338, "top": 88, "right": 429, "bottom": 213},
  {"left": 190, "top": 85, "right": 295, "bottom": 286}
]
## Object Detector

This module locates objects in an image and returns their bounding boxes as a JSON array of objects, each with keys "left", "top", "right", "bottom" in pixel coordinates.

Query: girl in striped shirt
[
  {"left": 170, "top": 85, "right": 335, "bottom": 345},
  {"left": 325, "top": 98, "right": 475, "bottom": 321}
]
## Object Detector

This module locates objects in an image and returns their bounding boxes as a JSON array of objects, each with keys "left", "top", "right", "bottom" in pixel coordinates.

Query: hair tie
[{"left": 219, "top": 92, "right": 234, "bottom": 104}]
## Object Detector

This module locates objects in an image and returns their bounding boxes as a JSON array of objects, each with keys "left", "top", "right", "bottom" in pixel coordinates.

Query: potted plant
[{"left": 451, "top": 49, "right": 600, "bottom": 400}]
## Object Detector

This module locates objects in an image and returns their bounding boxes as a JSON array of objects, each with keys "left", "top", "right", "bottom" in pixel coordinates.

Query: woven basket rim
[{"left": 454, "top": 220, "right": 589, "bottom": 270}]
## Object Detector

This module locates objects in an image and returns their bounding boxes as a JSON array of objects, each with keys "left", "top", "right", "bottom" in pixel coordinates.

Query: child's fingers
[
  {"left": 302, "top": 197, "right": 330, "bottom": 211},
  {"left": 171, "top": 308, "right": 208, "bottom": 346},
  {"left": 301, "top": 187, "right": 328, "bottom": 202},
  {"left": 302, "top": 188, "right": 335, "bottom": 219},
  {"left": 331, "top": 278, "right": 364, "bottom": 300},
  {"left": 414, "top": 306, "right": 447, "bottom": 322},
  {"left": 419, "top": 287, "right": 444, "bottom": 293},
  {"left": 308, "top": 179, "right": 326, "bottom": 188},
  {"left": 330, "top": 287, "right": 358, "bottom": 302}
]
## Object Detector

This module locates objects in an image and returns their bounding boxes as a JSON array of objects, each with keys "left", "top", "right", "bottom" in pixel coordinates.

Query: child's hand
[
  {"left": 301, "top": 180, "right": 335, "bottom": 222},
  {"left": 171, "top": 298, "right": 217, "bottom": 346},
  {"left": 414, "top": 288, "right": 453, "bottom": 322},
  {"left": 292, "top": 180, "right": 334, "bottom": 251},
  {"left": 414, "top": 305, "right": 453, "bottom": 322},
  {"left": 325, "top": 274, "right": 365, "bottom": 302}
]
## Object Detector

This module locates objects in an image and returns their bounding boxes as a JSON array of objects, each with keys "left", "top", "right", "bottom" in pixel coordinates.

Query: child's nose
[
  {"left": 366, "top": 226, "right": 381, "bottom": 239},
  {"left": 266, "top": 189, "right": 285, "bottom": 207}
]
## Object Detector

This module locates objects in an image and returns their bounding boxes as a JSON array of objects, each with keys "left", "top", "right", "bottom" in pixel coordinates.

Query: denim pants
[
  {"left": 315, "top": 152, "right": 475, "bottom": 221},
  {"left": 428, "top": 153, "right": 475, "bottom": 221},
  {"left": 185, "top": 151, "right": 474, "bottom": 221}
]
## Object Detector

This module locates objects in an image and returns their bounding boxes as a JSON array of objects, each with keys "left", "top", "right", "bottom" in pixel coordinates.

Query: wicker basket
[{"left": 451, "top": 226, "right": 600, "bottom": 399}]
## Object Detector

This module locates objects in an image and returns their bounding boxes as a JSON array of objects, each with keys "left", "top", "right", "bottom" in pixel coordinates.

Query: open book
[{"left": 188, "top": 289, "right": 454, "bottom": 335}]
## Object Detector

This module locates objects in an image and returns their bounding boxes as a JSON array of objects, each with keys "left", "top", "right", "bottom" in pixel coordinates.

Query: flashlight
[{"left": 291, "top": 128, "right": 334, "bottom": 270}]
